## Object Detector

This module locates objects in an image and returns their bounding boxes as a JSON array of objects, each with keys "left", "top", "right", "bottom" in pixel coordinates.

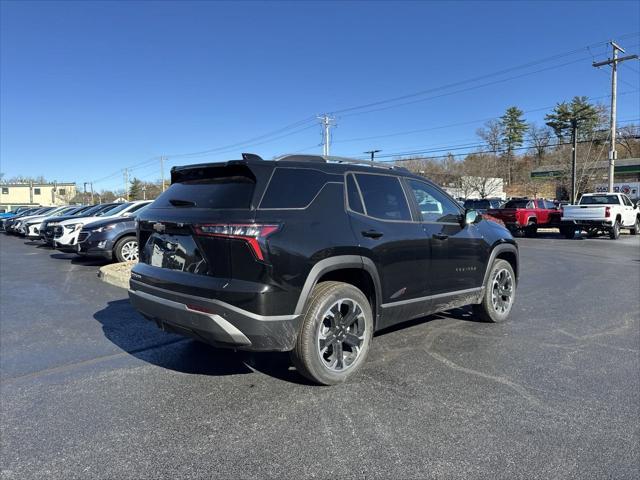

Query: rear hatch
[{"left": 134, "top": 161, "right": 276, "bottom": 297}]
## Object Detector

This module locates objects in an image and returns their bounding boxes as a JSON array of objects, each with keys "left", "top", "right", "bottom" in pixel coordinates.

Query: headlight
[
  {"left": 94, "top": 224, "right": 117, "bottom": 233},
  {"left": 64, "top": 223, "right": 84, "bottom": 231}
]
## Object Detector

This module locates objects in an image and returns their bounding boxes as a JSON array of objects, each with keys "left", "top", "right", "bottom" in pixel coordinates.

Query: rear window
[
  {"left": 260, "top": 168, "right": 328, "bottom": 209},
  {"left": 156, "top": 165, "right": 256, "bottom": 209},
  {"left": 504, "top": 200, "right": 532, "bottom": 208},
  {"left": 579, "top": 195, "right": 620, "bottom": 205}
]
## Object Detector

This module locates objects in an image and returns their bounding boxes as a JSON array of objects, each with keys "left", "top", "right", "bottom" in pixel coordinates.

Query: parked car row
[{"left": 1, "top": 200, "right": 151, "bottom": 262}]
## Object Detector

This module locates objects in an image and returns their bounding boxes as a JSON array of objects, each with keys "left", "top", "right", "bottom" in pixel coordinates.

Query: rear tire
[
  {"left": 114, "top": 236, "right": 138, "bottom": 263},
  {"left": 473, "top": 259, "right": 516, "bottom": 323},
  {"left": 524, "top": 224, "right": 537, "bottom": 237},
  {"left": 630, "top": 216, "right": 639, "bottom": 235},
  {"left": 291, "top": 281, "right": 373, "bottom": 385},
  {"left": 609, "top": 220, "right": 620, "bottom": 240},
  {"left": 560, "top": 226, "right": 575, "bottom": 239}
]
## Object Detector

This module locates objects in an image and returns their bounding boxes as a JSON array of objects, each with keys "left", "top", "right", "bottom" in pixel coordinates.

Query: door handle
[
  {"left": 362, "top": 230, "right": 384, "bottom": 239},
  {"left": 432, "top": 233, "right": 448, "bottom": 240}
]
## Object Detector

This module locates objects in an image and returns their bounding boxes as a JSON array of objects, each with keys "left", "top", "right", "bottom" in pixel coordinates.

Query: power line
[
  {"left": 328, "top": 35, "right": 639, "bottom": 117},
  {"left": 333, "top": 90, "right": 639, "bottom": 145}
]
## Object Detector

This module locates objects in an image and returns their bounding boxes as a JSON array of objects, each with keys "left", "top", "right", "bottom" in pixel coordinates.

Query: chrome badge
[{"left": 153, "top": 222, "right": 166, "bottom": 233}]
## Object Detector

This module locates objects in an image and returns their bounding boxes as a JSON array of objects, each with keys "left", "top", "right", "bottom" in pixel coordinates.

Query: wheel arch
[
  {"left": 294, "top": 255, "right": 382, "bottom": 324},
  {"left": 483, "top": 242, "right": 519, "bottom": 286}
]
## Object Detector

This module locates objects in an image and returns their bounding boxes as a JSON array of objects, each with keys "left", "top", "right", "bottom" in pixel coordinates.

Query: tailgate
[{"left": 562, "top": 205, "right": 606, "bottom": 220}]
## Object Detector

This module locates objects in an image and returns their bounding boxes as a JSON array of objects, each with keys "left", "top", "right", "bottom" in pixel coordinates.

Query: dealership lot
[{"left": 1, "top": 234, "right": 638, "bottom": 479}]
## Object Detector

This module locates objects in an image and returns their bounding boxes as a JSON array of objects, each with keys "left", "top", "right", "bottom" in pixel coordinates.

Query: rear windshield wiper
[{"left": 169, "top": 198, "right": 196, "bottom": 207}]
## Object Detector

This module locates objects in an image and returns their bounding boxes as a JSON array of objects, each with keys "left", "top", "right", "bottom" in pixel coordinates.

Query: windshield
[
  {"left": 579, "top": 195, "right": 620, "bottom": 205},
  {"left": 464, "top": 199, "right": 490, "bottom": 209},
  {"left": 97, "top": 202, "right": 131, "bottom": 216}
]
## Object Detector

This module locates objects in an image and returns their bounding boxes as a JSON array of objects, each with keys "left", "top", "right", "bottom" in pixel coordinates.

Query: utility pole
[
  {"left": 364, "top": 149, "right": 381, "bottom": 161},
  {"left": 123, "top": 168, "right": 129, "bottom": 201},
  {"left": 160, "top": 156, "right": 166, "bottom": 192},
  {"left": 571, "top": 119, "right": 578, "bottom": 204},
  {"left": 317, "top": 115, "right": 336, "bottom": 156},
  {"left": 90, "top": 182, "right": 94, "bottom": 204},
  {"left": 142, "top": 184, "right": 147, "bottom": 200},
  {"left": 83, "top": 182, "right": 88, "bottom": 204},
  {"left": 593, "top": 41, "right": 639, "bottom": 191}
]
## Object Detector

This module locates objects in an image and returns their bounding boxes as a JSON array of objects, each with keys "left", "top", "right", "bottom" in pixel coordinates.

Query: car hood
[
  {"left": 84, "top": 216, "right": 134, "bottom": 230},
  {"left": 58, "top": 214, "right": 124, "bottom": 226},
  {"left": 24, "top": 215, "right": 50, "bottom": 224}
]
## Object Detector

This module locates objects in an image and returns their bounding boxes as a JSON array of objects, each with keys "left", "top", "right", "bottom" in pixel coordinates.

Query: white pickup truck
[{"left": 561, "top": 192, "right": 639, "bottom": 239}]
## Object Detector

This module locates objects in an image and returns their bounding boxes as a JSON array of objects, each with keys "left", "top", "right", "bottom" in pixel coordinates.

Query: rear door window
[
  {"left": 354, "top": 173, "right": 411, "bottom": 221},
  {"left": 346, "top": 174, "right": 364, "bottom": 214}
]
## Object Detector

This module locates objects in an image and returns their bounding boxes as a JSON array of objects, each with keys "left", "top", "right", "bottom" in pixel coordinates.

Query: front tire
[
  {"left": 560, "top": 226, "right": 575, "bottom": 239},
  {"left": 473, "top": 259, "right": 516, "bottom": 323},
  {"left": 630, "top": 216, "right": 639, "bottom": 235},
  {"left": 114, "top": 236, "right": 138, "bottom": 263},
  {"left": 609, "top": 220, "right": 620, "bottom": 240},
  {"left": 291, "top": 281, "right": 373, "bottom": 385}
]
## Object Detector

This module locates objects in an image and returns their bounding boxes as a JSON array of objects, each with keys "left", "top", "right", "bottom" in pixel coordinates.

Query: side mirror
[{"left": 464, "top": 209, "right": 480, "bottom": 225}]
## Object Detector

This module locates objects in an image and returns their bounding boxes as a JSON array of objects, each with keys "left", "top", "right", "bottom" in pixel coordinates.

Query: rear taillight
[
  {"left": 194, "top": 223, "right": 280, "bottom": 261},
  {"left": 605, "top": 206, "right": 611, "bottom": 218}
]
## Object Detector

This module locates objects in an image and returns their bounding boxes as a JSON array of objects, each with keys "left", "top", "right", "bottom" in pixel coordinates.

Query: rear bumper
[
  {"left": 562, "top": 219, "right": 612, "bottom": 227},
  {"left": 128, "top": 280, "right": 301, "bottom": 352}
]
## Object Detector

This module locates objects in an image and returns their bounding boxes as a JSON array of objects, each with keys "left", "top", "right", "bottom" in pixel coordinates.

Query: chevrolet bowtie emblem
[{"left": 153, "top": 222, "right": 166, "bottom": 233}]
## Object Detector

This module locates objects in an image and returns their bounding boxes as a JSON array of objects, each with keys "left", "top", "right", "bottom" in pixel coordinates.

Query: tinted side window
[
  {"left": 260, "top": 168, "right": 327, "bottom": 209},
  {"left": 407, "top": 179, "right": 461, "bottom": 223},
  {"left": 354, "top": 174, "right": 411, "bottom": 221},
  {"left": 346, "top": 174, "right": 364, "bottom": 214},
  {"left": 622, "top": 195, "right": 632, "bottom": 206}
]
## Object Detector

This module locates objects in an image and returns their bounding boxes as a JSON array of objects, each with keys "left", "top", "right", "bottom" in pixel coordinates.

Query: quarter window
[
  {"left": 260, "top": 168, "right": 328, "bottom": 209},
  {"left": 407, "top": 179, "right": 461, "bottom": 223},
  {"left": 353, "top": 174, "right": 411, "bottom": 221}
]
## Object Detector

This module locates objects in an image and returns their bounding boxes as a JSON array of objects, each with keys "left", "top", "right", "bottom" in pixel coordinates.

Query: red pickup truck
[{"left": 486, "top": 198, "right": 562, "bottom": 237}]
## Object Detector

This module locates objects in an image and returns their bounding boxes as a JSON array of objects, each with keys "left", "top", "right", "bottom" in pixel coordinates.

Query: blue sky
[{"left": 1, "top": 0, "right": 639, "bottom": 193}]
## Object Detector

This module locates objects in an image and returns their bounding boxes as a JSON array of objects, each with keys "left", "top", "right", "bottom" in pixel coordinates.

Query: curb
[{"left": 98, "top": 261, "right": 136, "bottom": 289}]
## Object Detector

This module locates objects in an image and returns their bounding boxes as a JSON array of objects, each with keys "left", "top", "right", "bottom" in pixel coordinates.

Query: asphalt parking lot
[{"left": 1, "top": 233, "right": 639, "bottom": 479}]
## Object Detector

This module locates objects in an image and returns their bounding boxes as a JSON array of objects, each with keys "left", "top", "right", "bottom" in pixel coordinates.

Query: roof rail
[{"left": 274, "top": 154, "right": 408, "bottom": 171}]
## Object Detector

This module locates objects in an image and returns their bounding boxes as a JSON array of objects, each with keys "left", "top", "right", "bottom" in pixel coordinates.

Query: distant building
[
  {"left": 531, "top": 157, "right": 640, "bottom": 200},
  {"left": 442, "top": 176, "right": 506, "bottom": 200},
  {"left": 0, "top": 182, "right": 77, "bottom": 211}
]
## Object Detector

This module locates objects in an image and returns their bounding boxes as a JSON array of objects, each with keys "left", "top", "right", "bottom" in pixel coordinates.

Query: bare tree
[
  {"left": 617, "top": 125, "right": 640, "bottom": 158},
  {"left": 459, "top": 153, "right": 503, "bottom": 198},
  {"left": 476, "top": 120, "right": 503, "bottom": 155},
  {"left": 528, "top": 123, "right": 552, "bottom": 165}
]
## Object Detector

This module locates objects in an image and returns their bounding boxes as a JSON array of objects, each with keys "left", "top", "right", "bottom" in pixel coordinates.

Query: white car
[
  {"left": 12, "top": 206, "right": 68, "bottom": 235},
  {"left": 54, "top": 200, "right": 151, "bottom": 250},
  {"left": 22, "top": 206, "right": 84, "bottom": 238},
  {"left": 561, "top": 192, "right": 639, "bottom": 239}
]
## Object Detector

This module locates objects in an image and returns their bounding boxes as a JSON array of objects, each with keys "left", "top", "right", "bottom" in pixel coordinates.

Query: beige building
[{"left": 0, "top": 182, "right": 77, "bottom": 211}]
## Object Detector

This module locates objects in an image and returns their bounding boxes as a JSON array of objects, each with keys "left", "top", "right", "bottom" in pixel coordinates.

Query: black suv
[{"left": 130, "top": 154, "right": 518, "bottom": 384}]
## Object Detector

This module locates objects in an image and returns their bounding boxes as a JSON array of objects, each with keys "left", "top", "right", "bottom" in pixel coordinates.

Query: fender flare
[
  {"left": 482, "top": 242, "right": 519, "bottom": 286},
  {"left": 293, "top": 255, "right": 382, "bottom": 317}
]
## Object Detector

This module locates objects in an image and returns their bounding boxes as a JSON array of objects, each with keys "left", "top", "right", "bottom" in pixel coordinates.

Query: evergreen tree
[
  {"left": 499, "top": 106, "right": 527, "bottom": 184},
  {"left": 545, "top": 96, "right": 605, "bottom": 141},
  {"left": 129, "top": 177, "right": 143, "bottom": 200}
]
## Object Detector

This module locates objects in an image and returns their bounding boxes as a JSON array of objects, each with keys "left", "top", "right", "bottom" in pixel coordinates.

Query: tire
[
  {"left": 291, "top": 281, "right": 374, "bottom": 385},
  {"left": 561, "top": 226, "right": 575, "bottom": 239},
  {"left": 114, "top": 236, "right": 139, "bottom": 263},
  {"left": 609, "top": 220, "right": 620, "bottom": 240},
  {"left": 473, "top": 259, "right": 516, "bottom": 323},
  {"left": 524, "top": 224, "right": 537, "bottom": 237},
  {"left": 630, "top": 216, "right": 639, "bottom": 235}
]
